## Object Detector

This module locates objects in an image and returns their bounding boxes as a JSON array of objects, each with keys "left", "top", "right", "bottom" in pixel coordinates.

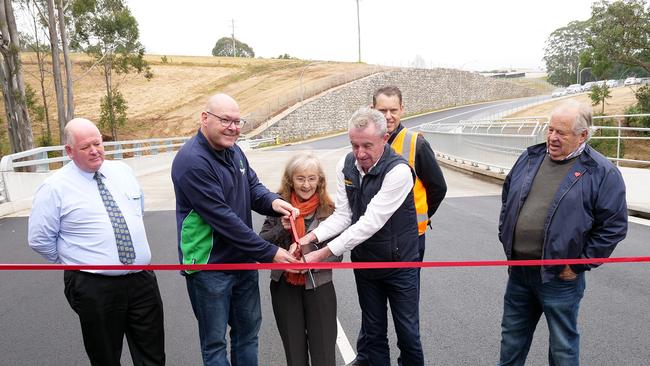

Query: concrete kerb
[{"left": 435, "top": 157, "right": 507, "bottom": 185}]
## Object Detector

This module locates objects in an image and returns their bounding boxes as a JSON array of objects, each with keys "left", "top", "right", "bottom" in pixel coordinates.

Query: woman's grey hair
[
  {"left": 348, "top": 107, "right": 387, "bottom": 137},
  {"left": 550, "top": 100, "right": 594, "bottom": 138}
]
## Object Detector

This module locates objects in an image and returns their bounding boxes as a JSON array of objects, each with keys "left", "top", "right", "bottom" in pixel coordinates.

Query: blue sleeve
[
  {"left": 179, "top": 166, "right": 278, "bottom": 263},
  {"left": 499, "top": 152, "right": 527, "bottom": 244},
  {"left": 28, "top": 183, "right": 62, "bottom": 263},
  {"left": 498, "top": 170, "right": 512, "bottom": 244},
  {"left": 574, "top": 167, "right": 628, "bottom": 272}
]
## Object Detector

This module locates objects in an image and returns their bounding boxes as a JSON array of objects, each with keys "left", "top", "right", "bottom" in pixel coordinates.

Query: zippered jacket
[
  {"left": 171, "top": 130, "right": 280, "bottom": 270},
  {"left": 498, "top": 143, "right": 627, "bottom": 282}
]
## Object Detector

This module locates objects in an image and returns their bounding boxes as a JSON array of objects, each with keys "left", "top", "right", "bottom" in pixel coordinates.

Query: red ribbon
[{"left": 1, "top": 256, "right": 649, "bottom": 271}]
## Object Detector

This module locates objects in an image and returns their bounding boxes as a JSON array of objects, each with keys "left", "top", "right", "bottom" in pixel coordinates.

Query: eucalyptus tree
[
  {"left": 0, "top": 0, "right": 34, "bottom": 153},
  {"left": 71, "top": 0, "right": 151, "bottom": 140},
  {"left": 543, "top": 20, "right": 591, "bottom": 86}
]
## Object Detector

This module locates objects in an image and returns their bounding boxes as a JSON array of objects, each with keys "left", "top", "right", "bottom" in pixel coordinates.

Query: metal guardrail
[
  {"left": 0, "top": 137, "right": 192, "bottom": 173},
  {"left": 0, "top": 135, "right": 279, "bottom": 204},
  {"left": 419, "top": 114, "right": 650, "bottom": 174}
]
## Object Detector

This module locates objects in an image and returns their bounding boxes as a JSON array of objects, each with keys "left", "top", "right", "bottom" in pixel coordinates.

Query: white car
[
  {"left": 581, "top": 81, "right": 596, "bottom": 92},
  {"left": 566, "top": 84, "right": 583, "bottom": 94},
  {"left": 624, "top": 77, "right": 638, "bottom": 86},
  {"left": 551, "top": 88, "right": 567, "bottom": 98},
  {"left": 606, "top": 79, "right": 619, "bottom": 88}
]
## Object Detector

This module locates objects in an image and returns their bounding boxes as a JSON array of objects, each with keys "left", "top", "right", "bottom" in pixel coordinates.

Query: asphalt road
[
  {"left": 3, "top": 97, "right": 649, "bottom": 365},
  {"left": 1, "top": 197, "right": 649, "bottom": 365}
]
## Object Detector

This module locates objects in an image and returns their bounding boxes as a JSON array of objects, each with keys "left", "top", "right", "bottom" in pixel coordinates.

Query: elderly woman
[{"left": 260, "top": 153, "right": 341, "bottom": 366}]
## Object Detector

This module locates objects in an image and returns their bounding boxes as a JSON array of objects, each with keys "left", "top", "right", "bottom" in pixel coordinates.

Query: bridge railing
[
  {"left": 418, "top": 115, "right": 650, "bottom": 174},
  {"left": 0, "top": 135, "right": 278, "bottom": 204},
  {"left": 0, "top": 137, "right": 192, "bottom": 173},
  {"left": 418, "top": 118, "right": 548, "bottom": 173}
]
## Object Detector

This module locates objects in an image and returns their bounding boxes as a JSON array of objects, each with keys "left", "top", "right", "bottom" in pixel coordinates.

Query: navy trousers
[{"left": 354, "top": 267, "right": 423, "bottom": 366}]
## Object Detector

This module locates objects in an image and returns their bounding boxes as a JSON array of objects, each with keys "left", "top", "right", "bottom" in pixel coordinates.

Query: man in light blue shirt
[{"left": 28, "top": 118, "right": 165, "bottom": 366}]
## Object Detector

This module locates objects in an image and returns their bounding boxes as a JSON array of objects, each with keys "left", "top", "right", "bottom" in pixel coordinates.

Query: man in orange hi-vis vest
[
  {"left": 347, "top": 86, "right": 447, "bottom": 366},
  {"left": 374, "top": 85, "right": 447, "bottom": 258}
]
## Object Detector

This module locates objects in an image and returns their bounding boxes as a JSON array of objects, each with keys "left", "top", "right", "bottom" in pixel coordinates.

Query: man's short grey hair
[
  {"left": 63, "top": 123, "right": 74, "bottom": 146},
  {"left": 550, "top": 100, "right": 593, "bottom": 138},
  {"left": 348, "top": 107, "right": 387, "bottom": 137}
]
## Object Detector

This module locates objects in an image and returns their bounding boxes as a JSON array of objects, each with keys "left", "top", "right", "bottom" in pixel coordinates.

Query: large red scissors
[{"left": 289, "top": 214, "right": 316, "bottom": 289}]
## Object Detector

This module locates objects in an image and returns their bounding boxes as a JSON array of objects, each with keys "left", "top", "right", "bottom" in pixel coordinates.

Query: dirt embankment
[{"left": 6, "top": 53, "right": 380, "bottom": 148}]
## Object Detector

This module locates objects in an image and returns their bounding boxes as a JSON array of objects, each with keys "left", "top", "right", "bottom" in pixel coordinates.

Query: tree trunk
[
  {"left": 30, "top": 0, "right": 52, "bottom": 143},
  {"left": 57, "top": 0, "right": 74, "bottom": 122},
  {"left": 45, "top": 0, "right": 66, "bottom": 143},
  {"left": 0, "top": 0, "right": 34, "bottom": 153},
  {"left": 0, "top": 59, "right": 20, "bottom": 153},
  {"left": 103, "top": 61, "right": 117, "bottom": 140}
]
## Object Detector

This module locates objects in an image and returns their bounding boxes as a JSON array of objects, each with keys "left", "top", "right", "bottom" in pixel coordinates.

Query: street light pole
[
  {"left": 578, "top": 67, "right": 591, "bottom": 85},
  {"left": 356, "top": 0, "right": 361, "bottom": 63}
]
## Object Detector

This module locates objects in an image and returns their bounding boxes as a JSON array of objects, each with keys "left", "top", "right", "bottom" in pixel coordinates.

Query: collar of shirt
[
  {"left": 547, "top": 142, "right": 586, "bottom": 161},
  {"left": 354, "top": 158, "right": 381, "bottom": 178},
  {"left": 69, "top": 160, "right": 103, "bottom": 182}
]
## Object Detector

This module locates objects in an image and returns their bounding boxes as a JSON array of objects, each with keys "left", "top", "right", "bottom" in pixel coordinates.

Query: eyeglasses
[
  {"left": 294, "top": 176, "right": 319, "bottom": 185},
  {"left": 205, "top": 111, "right": 247, "bottom": 128}
]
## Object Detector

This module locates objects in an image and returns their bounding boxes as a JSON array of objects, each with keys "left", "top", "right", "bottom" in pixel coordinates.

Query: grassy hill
[{"left": 1, "top": 53, "right": 381, "bottom": 153}]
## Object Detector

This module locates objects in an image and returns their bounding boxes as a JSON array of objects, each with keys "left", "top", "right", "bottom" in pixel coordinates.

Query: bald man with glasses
[{"left": 171, "top": 93, "right": 301, "bottom": 366}]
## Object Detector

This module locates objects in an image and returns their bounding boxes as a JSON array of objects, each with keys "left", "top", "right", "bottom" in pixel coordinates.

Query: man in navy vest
[{"left": 299, "top": 107, "right": 424, "bottom": 366}]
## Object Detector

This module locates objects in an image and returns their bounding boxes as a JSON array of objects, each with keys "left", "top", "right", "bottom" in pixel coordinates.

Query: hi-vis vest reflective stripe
[{"left": 391, "top": 128, "right": 429, "bottom": 235}]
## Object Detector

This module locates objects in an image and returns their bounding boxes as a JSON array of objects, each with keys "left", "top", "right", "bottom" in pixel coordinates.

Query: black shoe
[{"left": 346, "top": 357, "right": 368, "bottom": 366}]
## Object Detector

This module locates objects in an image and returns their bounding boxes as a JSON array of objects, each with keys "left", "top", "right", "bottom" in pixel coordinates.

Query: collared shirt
[
  {"left": 28, "top": 160, "right": 151, "bottom": 275},
  {"left": 548, "top": 142, "right": 586, "bottom": 161},
  {"left": 311, "top": 155, "right": 413, "bottom": 256}
]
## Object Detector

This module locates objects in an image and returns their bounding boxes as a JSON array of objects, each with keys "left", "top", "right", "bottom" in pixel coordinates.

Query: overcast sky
[{"left": 126, "top": 0, "right": 595, "bottom": 71}]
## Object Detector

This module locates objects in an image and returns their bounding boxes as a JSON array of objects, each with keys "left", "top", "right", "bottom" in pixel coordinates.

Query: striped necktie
[{"left": 94, "top": 172, "right": 136, "bottom": 264}]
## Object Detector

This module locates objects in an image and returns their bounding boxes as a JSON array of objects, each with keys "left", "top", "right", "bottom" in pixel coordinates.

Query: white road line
[
  {"left": 629, "top": 216, "right": 650, "bottom": 226},
  {"left": 336, "top": 317, "right": 356, "bottom": 364},
  {"left": 411, "top": 101, "right": 514, "bottom": 127}
]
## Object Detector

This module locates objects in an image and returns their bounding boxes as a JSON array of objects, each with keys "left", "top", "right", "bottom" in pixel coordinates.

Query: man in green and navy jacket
[{"left": 171, "top": 93, "right": 299, "bottom": 366}]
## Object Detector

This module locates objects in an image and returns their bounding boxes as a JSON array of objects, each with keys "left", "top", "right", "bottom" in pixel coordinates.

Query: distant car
[
  {"left": 639, "top": 77, "right": 650, "bottom": 86},
  {"left": 624, "top": 77, "right": 638, "bottom": 86},
  {"left": 551, "top": 88, "right": 567, "bottom": 98},
  {"left": 566, "top": 83, "right": 583, "bottom": 94},
  {"left": 581, "top": 81, "right": 596, "bottom": 92},
  {"left": 606, "top": 79, "right": 620, "bottom": 88},
  {"left": 595, "top": 80, "right": 606, "bottom": 87}
]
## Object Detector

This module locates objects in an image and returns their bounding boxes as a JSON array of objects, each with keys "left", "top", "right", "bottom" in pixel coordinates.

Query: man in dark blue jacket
[
  {"left": 171, "top": 93, "right": 300, "bottom": 366},
  {"left": 497, "top": 100, "right": 627, "bottom": 365}
]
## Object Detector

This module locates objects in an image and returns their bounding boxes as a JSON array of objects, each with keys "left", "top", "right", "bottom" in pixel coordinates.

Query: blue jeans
[
  {"left": 355, "top": 234, "right": 426, "bottom": 364},
  {"left": 354, "top": 268, "right": 423, "bottom": 366},
  {"left": 185, "top": 270, "right": 262, "bottom": 366},
  {"left": 498, "top": 266, "right": 586, "bottom": 366}
]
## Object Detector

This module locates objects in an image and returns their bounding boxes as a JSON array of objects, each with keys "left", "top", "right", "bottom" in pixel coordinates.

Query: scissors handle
[
  {"left": 289, "top": 214, "right": 317, "bottom": 289},
  {"left": 289, "top": 215, "right": 301, "bottom": 244}
]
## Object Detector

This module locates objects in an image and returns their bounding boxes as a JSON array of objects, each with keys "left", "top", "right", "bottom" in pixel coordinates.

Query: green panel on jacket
[{"left": 181, "top": 210, "right": 213, "bottom": 274}]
